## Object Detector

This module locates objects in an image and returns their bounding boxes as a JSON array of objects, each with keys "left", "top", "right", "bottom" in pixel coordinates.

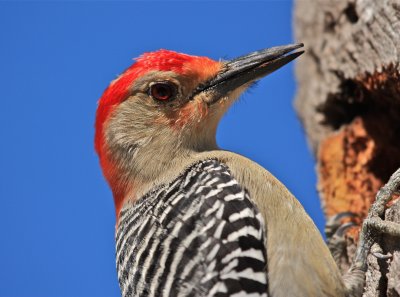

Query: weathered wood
[{"left": 295, "top": 0, "right": 400, "bottom": 295}]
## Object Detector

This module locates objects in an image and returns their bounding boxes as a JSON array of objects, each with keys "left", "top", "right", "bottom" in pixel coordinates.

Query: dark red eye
[{"left": 149, "top": 82, "right": 176, "bottom": 101}]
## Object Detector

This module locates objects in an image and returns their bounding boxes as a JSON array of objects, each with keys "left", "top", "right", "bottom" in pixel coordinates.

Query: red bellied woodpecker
[{"left": 95, "top": 44, "right": 400, "bottom": 297}]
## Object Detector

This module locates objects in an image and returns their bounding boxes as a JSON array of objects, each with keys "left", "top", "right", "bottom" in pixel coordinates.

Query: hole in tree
[
  {"left": 318, "top": 68, "right": 400, "bottom": 182},
  {"left": 344, "top": 3, "right": 359, "bottom": 24}
]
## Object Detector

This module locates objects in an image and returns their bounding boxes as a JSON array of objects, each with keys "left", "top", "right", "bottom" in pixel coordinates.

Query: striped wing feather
[{"left": 116, "top": 159, "right": 268, "bottom": 297}]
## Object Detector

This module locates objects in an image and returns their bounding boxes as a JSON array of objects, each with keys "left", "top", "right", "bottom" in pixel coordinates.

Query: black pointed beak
[{"left": 194, "top": 43, "right": 304, "bottom": 105}]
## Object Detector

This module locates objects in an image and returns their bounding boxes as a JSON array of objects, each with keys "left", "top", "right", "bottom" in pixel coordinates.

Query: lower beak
[{"left": 194, "top": 43, "right": 304, "bottom": 105}]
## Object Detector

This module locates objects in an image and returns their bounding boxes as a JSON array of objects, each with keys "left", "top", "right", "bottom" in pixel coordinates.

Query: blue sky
[{"left": 0, "top": 1, "right": 324, "bottom": 296}]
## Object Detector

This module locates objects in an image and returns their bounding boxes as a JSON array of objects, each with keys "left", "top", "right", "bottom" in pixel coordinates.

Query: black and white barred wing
[{"left": 116, "top": 159, "right": 268, "bottom": 297}]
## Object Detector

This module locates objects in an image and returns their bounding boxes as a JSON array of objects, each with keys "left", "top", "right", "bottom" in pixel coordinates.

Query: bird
[{"left": 95, "top": 43, "right": 400, "bottom": 297}]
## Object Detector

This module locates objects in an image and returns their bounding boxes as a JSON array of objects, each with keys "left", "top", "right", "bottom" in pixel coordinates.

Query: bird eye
[{"left": 149, "top": 82, "right": 177, "bottom": 101}]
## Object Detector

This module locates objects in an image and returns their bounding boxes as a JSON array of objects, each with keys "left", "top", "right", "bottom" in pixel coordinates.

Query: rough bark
[{"left": 295, "top": 0, "right": 400, "bottom": 296}]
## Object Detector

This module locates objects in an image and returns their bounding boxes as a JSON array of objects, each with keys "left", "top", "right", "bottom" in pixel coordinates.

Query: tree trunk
[{"left": 294, "top": 0, "right": 400, "bottom": 295}]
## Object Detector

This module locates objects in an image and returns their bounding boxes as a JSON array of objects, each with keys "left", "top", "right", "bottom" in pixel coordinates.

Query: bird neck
[{"left": 105, "top": 129, "right": 219, "bottom": 219}]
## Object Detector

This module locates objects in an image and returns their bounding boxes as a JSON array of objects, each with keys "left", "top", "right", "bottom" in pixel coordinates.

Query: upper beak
[{"left": 194, "top": 43, "right": 304, "bottom": 105}]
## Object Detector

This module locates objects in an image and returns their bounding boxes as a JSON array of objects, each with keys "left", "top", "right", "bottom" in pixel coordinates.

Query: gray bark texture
[{"left": 294, "top": 0, "right": 400, "bottom": 296}]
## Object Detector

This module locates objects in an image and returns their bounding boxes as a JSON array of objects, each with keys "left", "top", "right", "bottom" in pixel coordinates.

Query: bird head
[{"left": 95, "top": 44, "right": 303, "bottom": 214}]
